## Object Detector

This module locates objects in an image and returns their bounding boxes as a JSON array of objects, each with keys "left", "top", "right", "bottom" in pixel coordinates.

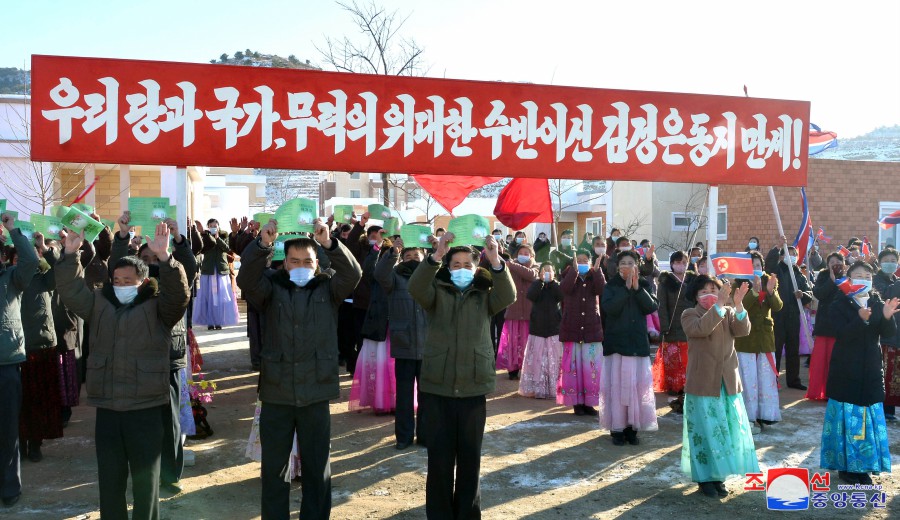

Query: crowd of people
[{"left": 0, "top": 208, "right": 898, "bottom": 519}]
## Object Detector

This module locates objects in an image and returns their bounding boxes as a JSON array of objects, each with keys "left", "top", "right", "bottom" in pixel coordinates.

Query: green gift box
[
  {"left": 447, "top": 214, "right": 490, "bottom": 247},
  {"left": 400, "top": 224, "right": 432, "bottom": 248},
  {"left": 60, "top": 206, "right": 105, "bottom": 242},
  {"left": 274, "top": 198, "right": 318, "bottom": 233}
]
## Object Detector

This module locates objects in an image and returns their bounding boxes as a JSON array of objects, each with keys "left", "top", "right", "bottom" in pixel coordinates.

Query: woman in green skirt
[{"left": 680, "top": 275, "right": 759, "bottom": 498}]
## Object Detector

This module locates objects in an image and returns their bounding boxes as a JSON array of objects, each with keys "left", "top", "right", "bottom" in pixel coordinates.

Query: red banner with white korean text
[{"left": 30, "top": 55, "right": 810, "bottom": 186}]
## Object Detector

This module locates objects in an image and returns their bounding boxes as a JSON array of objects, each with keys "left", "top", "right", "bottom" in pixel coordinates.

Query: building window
[
  {"left": 349, "top": 172, "right": 360, "bottom": 180},
  {"left": 350, "top": 189, "right": 361, "bottom": 198},
  {"left": 373, "top": 188, "right": 383, "bottom": 201},
  {"left": 879, "top": 202, "right": 900, "bottom": 250},
  {"left": 585, "top": 217, "right": 604, "bottom": 238},
  {"left": 716, "top": 205, "right": 727, "bottom": 240},
  {"left": 672, "top": 212, "right": 698, "bottom": 232}
]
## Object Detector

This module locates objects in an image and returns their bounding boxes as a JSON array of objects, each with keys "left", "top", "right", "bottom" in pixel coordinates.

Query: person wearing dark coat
[
  {"left": 193, "top": 219, "right": 238, "bottom": 330},
  {"left": 15, "top": 235, "right": 63, "bottom": 463},
  {"left": 407, "top": 233, "right": 515, "bottom": 520},
  {"left": 348, "top": 239, "right": 395, "bottom": 414},
  {"left": 374, "top": 240, "right": 429, "bottom": 449},
  {"left": 0, "top": 215, "right": 38, "bottom": 508},
  {"left": 519, "top": 262, "right": 564, "bottom": 399},
  {"left": 821, "top": 261, "right": 900, "bottom": 486},
  {"left": 772, "top": 246, "right": 813, "bottom": 390},
  {"left": 230, "top": 218, "right": 263, "bottom": 370},
  {"left": 653, "top": 251, "right": 697, "bottom": 401},
  {"left": 873, "top": 247, "right": 900, "bottom": 419},
  {"left": 57, "top": 222, "right": 190, "bottom": 520},
  {"left": 599, "top": 250, "right": 660, "bottom": 446},
  {"left": 111, "top": 214, "right": 198, "bottom": 495},
  {"left": 557, "top": 249, "right": 606, "bottom": 416},
  {"left": 344, "top": 214, "right": 382, "bottom": 376},
  {"left": 237, "top": 219, "right": 361, "bottom": 520},
  {"left": 806, "top": 253, "right": 847, "bottom": 400}
]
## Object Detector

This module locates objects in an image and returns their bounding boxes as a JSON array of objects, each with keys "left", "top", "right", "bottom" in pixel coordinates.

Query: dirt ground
[{"left": 13, "top": 315, "right": 900, "bottom": 519}]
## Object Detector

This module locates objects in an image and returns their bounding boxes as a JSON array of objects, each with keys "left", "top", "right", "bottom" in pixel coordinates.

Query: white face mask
[
  {"left": 619, "top": 245, "right": 632, "bottom": 252},
  {"left": 594, "top": 246, "right": 606, "bottom": 256},
  {"left": 543, "top": 271, "right": 552, "bottom": 282},
  {"left": 113, "top": 285, "right": 140, "bottom": 305},
  {"left": 208, "top": 227, "right": 218, "bottom": 235},
  {"left": 289, "top": 267, "right": 316, "bottom": 287}
]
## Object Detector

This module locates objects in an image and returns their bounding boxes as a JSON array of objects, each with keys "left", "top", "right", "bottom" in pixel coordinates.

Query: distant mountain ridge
[{"left": 815, "top": 125, "right": 900, "bottom": 162}]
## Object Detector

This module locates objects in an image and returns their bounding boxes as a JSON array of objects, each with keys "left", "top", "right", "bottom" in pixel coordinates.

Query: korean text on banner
[
  {"left": 274, "top": 198, "right": 317, "bottom": 233},
  {"left": 30, "top": 55, "right": 810, "bottom": 187},
  {"left": 447, "top": 214, "right": 490, "bottom": 247}
]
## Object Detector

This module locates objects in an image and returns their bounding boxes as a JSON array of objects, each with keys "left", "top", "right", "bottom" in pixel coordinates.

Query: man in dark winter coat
[
  {"left": 237, "top": 218, "right": 361, "bottom": 520},
  {"left": 0, "top": 214, "right": 38, "bottom": 507},
  {"left": 374, "top": 238, "right": 428, "bottom": 450},
  {"left": 56, "top": 222, "right": 190, "bottom": 520},
  {"left": 773, "top": 245, "right": 813, "bottom": 390},
  {"left": 110, "top": 213, "right": 198, "bottom": 495},
  {"left": 408, "top": 232, "right": 515, "bottom": 520}
]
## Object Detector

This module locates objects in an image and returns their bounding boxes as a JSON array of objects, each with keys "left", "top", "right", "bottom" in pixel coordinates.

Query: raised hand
[
  {"left": 64, "top": 229, "right": 84, "bottom": 255},
  {"left": 484, "top": 234, "right": 501, "bottom": 268},
  {"left": 593, "top": 255, "right": 603, "bottom": 270},
  {"left": 2, "top": 213, "right": 15, "bottom": 232},
  {"left": 313, "top": 218, "right": 332, "bottom": 249},
  {"left": 90, "top": 212, "right": 102, "bottom": 222},
  {"left": 884, "top": 297, "right": 900, "bottom": 320},
  {"left": 146, "top": 222, "right": 171, "bottom": 262},
  {"left": 360, "top": 211, "right": 370, "bottom": 226},
  {"left": 33, "top": 232, "right": 47, "bottom": 253},
  {"left": 393, "top": 237, "right": 405, "bottom": 254},
  {"left": 229, "top": 218, "right": 240, "bottom": 234},
  {"left": 859, "top": 306, "right": 872, "bottom": 322},
  {"left": 631, "top": 267, "right": 640, "bottom": 290},
  {"left": 734, "top": 280, "right": 750, "bottom": 309},
  {"left": 646, "top": 244, "right": 655, "bottom": 259},
  {"left": 194, "top": 220, "right": 204, "bottom": 234},
  {"left": 240, "top": 216, "right": 249, "bottom": 231},
  {"left": 260, "top": 219, "right": 278, "bottom": 247},
  {"left": 766, "top": 275, "right": 777, "bottom": 293},
  {"left": 130, "top": 235, "right": 143, "bottom": 250},
  {"left": 432, "top": 231, "right": 453, "bottom": 263},
  {"left": 717, "top": 279, "right": 732, "bottom": 306},
  {"left": 117, "top": 211, "right": 131, "bottom": 237}
]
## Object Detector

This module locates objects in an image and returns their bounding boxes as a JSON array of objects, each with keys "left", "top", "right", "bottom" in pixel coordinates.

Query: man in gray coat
[
  {"left": 237, "top": 218, "right": 361, "bottom": 520},
  {"left": 0, "top": 213, "right": 38, "bottom": 508}
]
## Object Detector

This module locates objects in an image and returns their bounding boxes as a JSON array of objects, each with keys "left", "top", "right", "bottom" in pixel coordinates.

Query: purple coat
[
  {"left": 558, "top": 264, "right": 606, "bottom": 343},
  {"left": 504, "top": 260, "right": 539, "bottom": 321}
]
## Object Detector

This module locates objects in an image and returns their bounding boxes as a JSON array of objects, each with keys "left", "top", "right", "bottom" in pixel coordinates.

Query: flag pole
[{"left": 766, "top": 187, "right": 814, "bottom": 352}]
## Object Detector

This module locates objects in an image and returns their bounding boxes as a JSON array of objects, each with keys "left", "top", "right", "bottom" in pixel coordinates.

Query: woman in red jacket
[{"left": 556, "top": 249, "right": 606, "bottom": 416}]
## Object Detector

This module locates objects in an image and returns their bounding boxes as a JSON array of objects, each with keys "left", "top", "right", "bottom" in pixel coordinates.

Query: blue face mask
[
  {"left": 289, "top": 267, "right": 315, "bottom": 287},
  {"left": 882, "top": 262, "right": 898, "bottom": 275},
  {"left": 577, "top": 263, "right": 590, "bottom": 275},
  {"left": 753, "top": 269, "right": 764, "bottom": 278},
  {"left": 450, "top": 268, "right": 475, "bottom": 289},
  {"left": 515, "top": 237, "right": 524, "bottom": 244},
  {"left": 561, "top": 238, "right": 572, "bottom": 247},
  {"left": 749, "top": 241, "right": 758, "bottom": 249},
  {"left": 851, "top": 278, "right": 873, "bottom": 294},
  {"left": 517, "top": 255, "right": 530, "bottom": 264}
]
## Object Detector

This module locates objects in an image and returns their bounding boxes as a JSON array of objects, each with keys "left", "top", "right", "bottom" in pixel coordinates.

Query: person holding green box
[{"left": 408, "top": 232, "right": 515, "bottom": 519}]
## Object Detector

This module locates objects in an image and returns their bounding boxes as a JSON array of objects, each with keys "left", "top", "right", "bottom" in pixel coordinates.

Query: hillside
[
  {"left": 210, "top": 50, "right": 319, "bottom": 70},
  {"left": 0, "top": 67, "right": 30, "bottom": 94},
  {"left": 815, "top": 125, "right": 900, "bottom": 162}
]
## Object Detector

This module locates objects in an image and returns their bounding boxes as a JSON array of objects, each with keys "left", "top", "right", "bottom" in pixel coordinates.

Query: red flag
[
  {"left": 861, "top": 237, "right": 872, "bottom": 256},
  {"left": 72, "top": 176, "right": 99, "bottom": 205},
  {"left": 838, "top": 245, "right": 851, "bottom": 257},
  {"left": 493, "top": 178, "right": 553, "bottom": 230},
  {"left": 413, "top": 175, "right": 502, "bottom": 213}
]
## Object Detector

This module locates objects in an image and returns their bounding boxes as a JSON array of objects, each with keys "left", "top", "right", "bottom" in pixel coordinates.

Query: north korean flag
[
  {"left": 710, "top": 252, "right": 755, "bottom": 278},
  {"left": 879, "top": 209, "right": 900, "bottom": 230},
  {"left": 838, "top": 245, "right": 851, "bottom": 257},
  {"left": 836, "top": 277, "right": 868, "bottom": 297}
]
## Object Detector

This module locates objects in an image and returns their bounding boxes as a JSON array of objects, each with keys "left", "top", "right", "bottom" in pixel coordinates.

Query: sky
[{"left": 1, "top": 0, "right": 898, "bottom": 138}]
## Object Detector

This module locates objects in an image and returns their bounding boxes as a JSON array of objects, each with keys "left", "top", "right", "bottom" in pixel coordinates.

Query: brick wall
[
  {"left": 58, "top": 166, "right": 163, "bottom": 220},
  {"left": 719, "top": 158, "right": 900, "bottom": 258}
]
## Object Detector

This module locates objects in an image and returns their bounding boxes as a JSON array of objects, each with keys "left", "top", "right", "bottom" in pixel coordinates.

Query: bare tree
[
  {"left": 387, "top": 175, "right": 441, "bottom": 224},
  {"left": 548, "top": 179, "right": 612, "bottom": 245},
  {"left": 0, "top": 102, "right": 83, "bottom": 215},
  {"left": 316, "top": 0, "right": 427, "bottom": 206},
  {"left": 264, "top": 169, "right": 318, "bottom": 211},
  {"left": 656, "top": 185, "right": 710, "bottom": 253}
]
